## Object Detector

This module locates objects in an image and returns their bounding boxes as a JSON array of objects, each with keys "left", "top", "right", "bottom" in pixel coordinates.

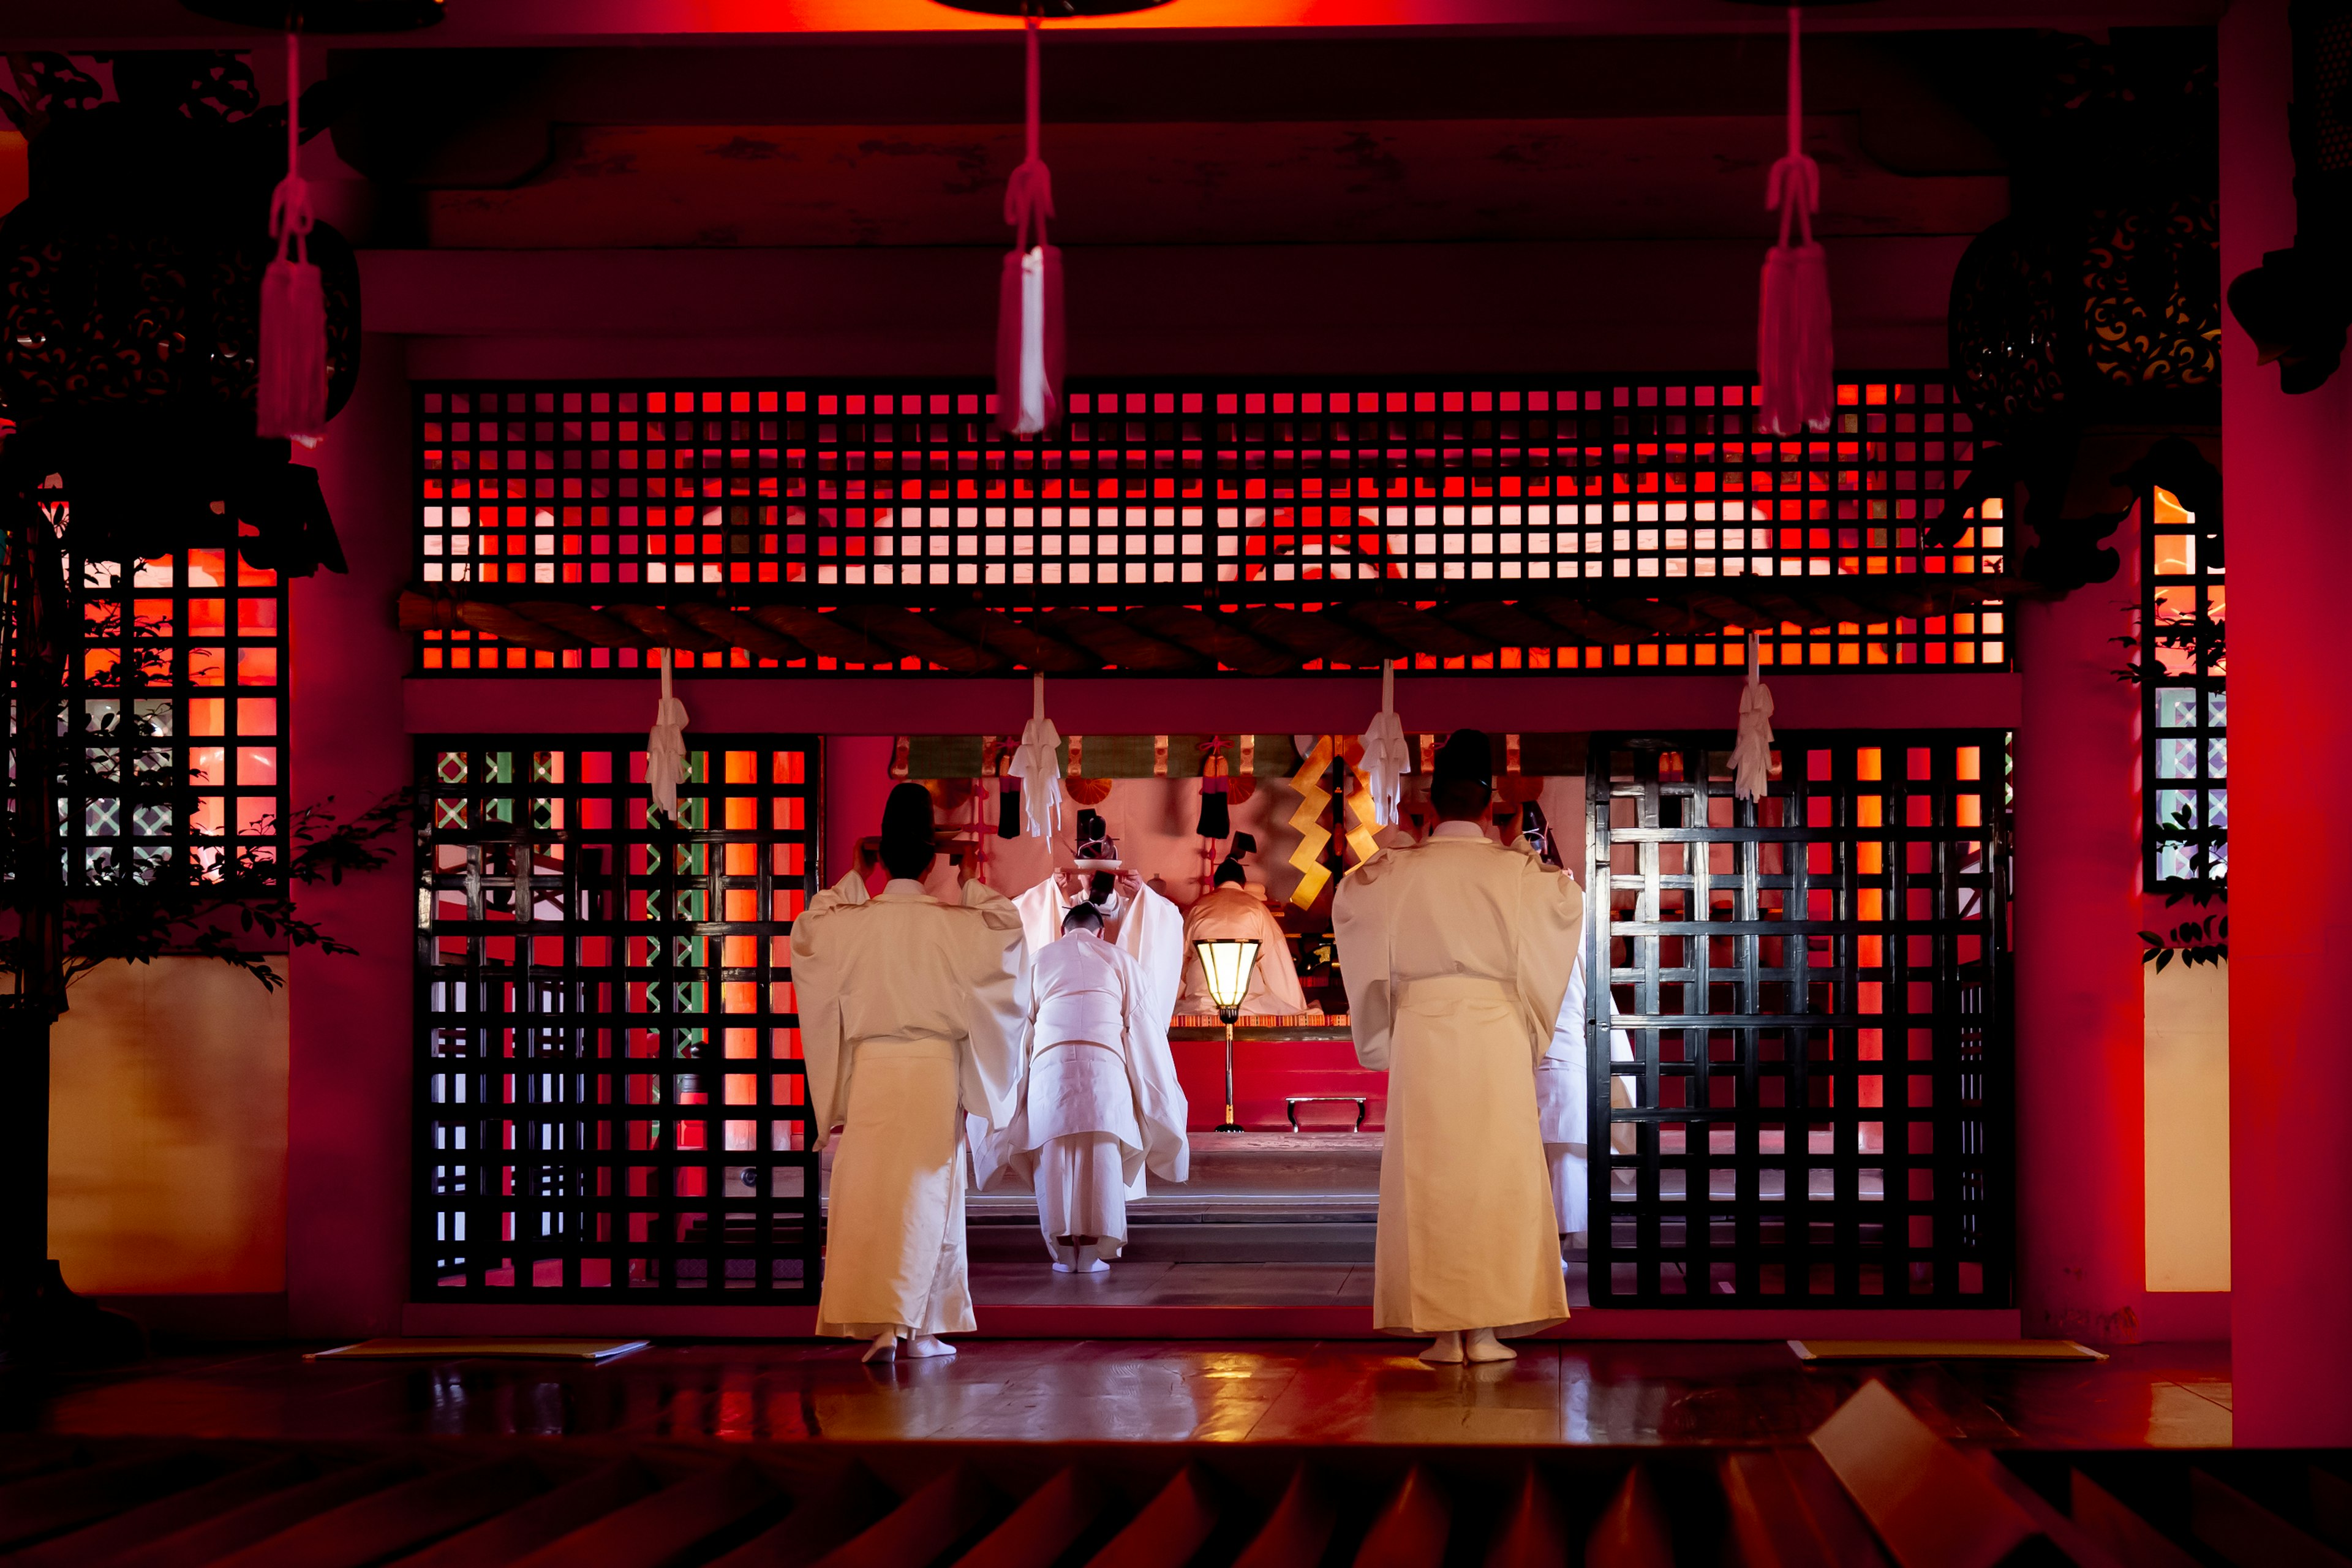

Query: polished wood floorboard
[
  {"left": 965, "top": 1260, "right": 1591, "bottom": 1308},
  {"left": 10, "top": 1340, "right": 2233, "bottom": 1449}
]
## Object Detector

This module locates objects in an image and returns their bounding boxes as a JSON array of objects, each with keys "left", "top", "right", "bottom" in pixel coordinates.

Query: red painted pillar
[
  {"left": 2011, "top": 503, "right": 2148, "bottom": 1343},
  {"left": 823, "top": 737, "right": 897, "bottom": 890},
  {"left": 288, "top": 334, "right": 417, "bottom": 1337},
  {"left": 2222, "top": 0, "right": 2352, "bottom": 1446}
]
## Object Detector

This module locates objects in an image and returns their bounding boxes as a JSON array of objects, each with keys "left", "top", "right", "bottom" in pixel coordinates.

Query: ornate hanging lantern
[{"left": 0, "top": 48, "right": 361, "bottom": 573}]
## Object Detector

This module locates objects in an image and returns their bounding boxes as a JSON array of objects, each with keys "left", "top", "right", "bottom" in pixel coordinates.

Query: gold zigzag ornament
[
  {"left": 1336, "top": 734, "right": 1382, "bottom": 870},
  {"left": 1286, "top": 734, "right": 1337, "bottom": 906},
  {"left": 1286, "top": 735, "right": 1385, "bottom": 907}
]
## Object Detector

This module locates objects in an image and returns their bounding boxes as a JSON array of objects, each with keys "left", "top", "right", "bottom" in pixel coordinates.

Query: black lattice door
[
  {"left": 1585, "top": 733, "right": 2010, "bottom": 1307},
  {"left": 415, "top": 736, "right": 821, "bottom": 1301}
]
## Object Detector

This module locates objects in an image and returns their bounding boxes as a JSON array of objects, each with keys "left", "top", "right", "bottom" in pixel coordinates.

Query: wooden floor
[{"left": 12, "top": 1339, "right": 2233, "bottom": 1449}]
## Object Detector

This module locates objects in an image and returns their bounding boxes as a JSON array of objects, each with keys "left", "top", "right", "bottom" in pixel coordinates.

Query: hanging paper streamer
[
  {"left": 1359, "top": 660, "right": 1410, "bottom": 827},
  {"left": 1757, "top": 4, "right": 1833, "bottom": 438},
  {"left": 258, "top": 30, "right": 328, "bottom": 447},
  {"left": 1732, "top": 631, "right": 1776, "bottom": 804},
  {"left": 995, "top": 13, "right": 1065, "bottom": 436},
  {"left": 647, "top": 646, "right": 690, "bottom": 822},
  {"left": 1006, "top": 671, "right": 1063, "bottom": 839}
]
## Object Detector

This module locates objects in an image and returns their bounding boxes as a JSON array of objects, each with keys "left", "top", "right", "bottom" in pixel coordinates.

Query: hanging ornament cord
[
  {"left": 1359, "top": 660, "right": 1410, "bottom": 828},
  {"left": 1008, "top": 671, "right": 1064, "bottom": 839},
  {"left": 997, "top": 7, "right": 1061, "bottom": 436},
  {"left": 1731, "top": 631, "right": 1776, "bottom": 805},
  {"left": 647, "top": 646, "right": 691, "bottom": 823},
  {"left": 1758, "top": 4, "right": 1833, "bottom": 438},
  {"left": 258, "top": 28, "right": 328, "bottom": 447}
]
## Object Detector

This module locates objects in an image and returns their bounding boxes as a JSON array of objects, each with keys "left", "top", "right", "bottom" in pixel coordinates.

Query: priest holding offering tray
[{"left": 1333, "top": 729, "right": 1583, "bottom": 1363}]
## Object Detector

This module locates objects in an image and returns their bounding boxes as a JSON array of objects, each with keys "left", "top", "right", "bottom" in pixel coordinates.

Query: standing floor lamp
[{"left": 1194, "top": 938, "right": 1261, "bottom": 1133}]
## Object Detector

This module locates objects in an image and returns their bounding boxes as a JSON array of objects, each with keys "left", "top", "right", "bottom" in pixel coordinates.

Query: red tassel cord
[
  {"left": 1757, "top": 5, "right": 1833, "bottom": 437},
  {"left": 996, "top": 11, "right": 1065, "bottom": 437},
  {"left": 258, "top": 29, "right": 328, "bottom": 448}
]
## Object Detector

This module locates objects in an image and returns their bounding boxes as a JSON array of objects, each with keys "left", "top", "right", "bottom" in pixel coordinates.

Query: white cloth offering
[
  {"left": 789, "top": 873, "right": 1028, "bottom": 1338},
  {"left": 1175, "top": 885, "right": 1309, "bottom": 1018},
  {"left": 1333, "top": 820, "right": 1583, "bottom": 1337}
]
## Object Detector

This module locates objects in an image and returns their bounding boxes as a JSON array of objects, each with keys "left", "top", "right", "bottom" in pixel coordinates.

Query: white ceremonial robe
[
  {"left": 1013, "top": 874, "right": 1186, "bottom": 1036},
  {"left": 1333, "top": 820, "right": 1582, "bottom": 1337},
  {"left": 1174, "top": 885, "right": 1310, "bottom": 1017},
  {"left": 1536, "top": 901, "right": 1636, "bottom": 1239},
  {"left": 789, "top": 873, "right": 1028, "bottom": 1340},
  {"left": 975, "top": 930, "right": 1189, "bottom": 1258}
]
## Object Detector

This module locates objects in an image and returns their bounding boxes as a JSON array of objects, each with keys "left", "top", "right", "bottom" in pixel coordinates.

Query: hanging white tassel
[
  {"left": 258, "top": 29, "right": 328, "bottom": 448},
  {"left": 1016, "top": 246, "right": 1050, "bottom": 434},
  {"left": 647, "top": 646, "right": 690, "bottom": 822},
  {"left": 1757, "top": 4, "right": 1834, "bottom": 438},
  {"left": 1731, "top": 631, "right": 1776, "bottom": 804},
  {"left": 1006, "top": 671, "right": 1063, "bottom": 839},
  {"left": 1359, "top": 660, "right": 1411, "bottom": 827},
  {"left": 994, "top": 13, "right": 1064, "bottom": 437}
]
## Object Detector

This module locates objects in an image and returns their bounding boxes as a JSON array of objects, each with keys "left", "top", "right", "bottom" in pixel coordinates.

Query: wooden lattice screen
[
  {"left": 1585, "top": 732, "right": 2011, "bottom": 1308},
  {"left": 411, "top": 374, "right": 2007, "bottom": 675},
  {"left": 63, "top": 530, "right": 290, "bottom": 881},
  {"left": 2142, "top": 486, "right": 2226, "bottom": 893},
  {"left": 415, "top": 735, "right": 821, "bottom": 1301}
]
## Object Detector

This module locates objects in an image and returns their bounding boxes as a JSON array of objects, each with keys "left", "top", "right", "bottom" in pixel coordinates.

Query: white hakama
[
  {"left": 790, "top": 874, "right": 1027, "bottom": 1341},
  {"left": 1175, "top": 885, "right": 1308, "bottom": 1017},
  {"left": 1334, "top": 823, "right": 1582, "bottom": 1338},
  {"left": 974, "top": 930, "right": 1188, "bottom": 1261},
  {"left": 1536, "top": 908, "right": 1636, "bottom": 1240},
  {"left": 820, "top": 1039, "right": 970, "bottom": 1337}
]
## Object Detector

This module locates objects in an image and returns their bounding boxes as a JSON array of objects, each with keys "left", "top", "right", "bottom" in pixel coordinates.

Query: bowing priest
[
  {"left": 790, "top": 783, "right": 1029, "bottom": 1362},
  {"left": 1333, "top": 729, "right": 1583, "bottom": 1363},
  {"left": 974, "top": 902, "right": 1190, "bottom": 1272},
  {"left": 1175, "top": 834, "right": 1309, "bottom": 1017}
]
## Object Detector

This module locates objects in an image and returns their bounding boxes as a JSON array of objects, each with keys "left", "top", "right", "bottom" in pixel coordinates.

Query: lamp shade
[{"left": 1193, "top": 938, "right": 1261, "bottom": 1014}]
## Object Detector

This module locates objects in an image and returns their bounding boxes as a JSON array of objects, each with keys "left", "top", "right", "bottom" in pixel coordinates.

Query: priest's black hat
[
  {"left": 880, "top": 782, "right": 936, "bottom": 859},
  {"left": 1433, "top": 728, "right": 1493, "bottom": 791},
  {"left": 1074, "top": 809, "right": 1117, "bottom": 862},
  {"left": 1214, "top": 831, "right": 1257, "bottom": 886}
]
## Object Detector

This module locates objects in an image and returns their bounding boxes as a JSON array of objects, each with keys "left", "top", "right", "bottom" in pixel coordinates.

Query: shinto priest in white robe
[
  {"left": 1175, "top": 885, "right": 1308, "bottom": 1018},
  {"left": 1536, "top": 898, "right": 1636, "bottom": 1240},
  {"left": 1013, "top": 872, "right": 1185, "bottom": 1023},
  {"left": 973, "top": 927, "right": 1189, "bottom": 1257},
  {"left": 1333, "top": 820, "right": 1583, "bottom": 1336},
  {"left": 790, "top": 872, "right": 1027, "bottom": 1340}
]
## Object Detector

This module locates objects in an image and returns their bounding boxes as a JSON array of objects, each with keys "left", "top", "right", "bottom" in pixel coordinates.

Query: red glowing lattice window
[{"left": 413, "top": 376, "right": 2005, "bottom": 676}]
